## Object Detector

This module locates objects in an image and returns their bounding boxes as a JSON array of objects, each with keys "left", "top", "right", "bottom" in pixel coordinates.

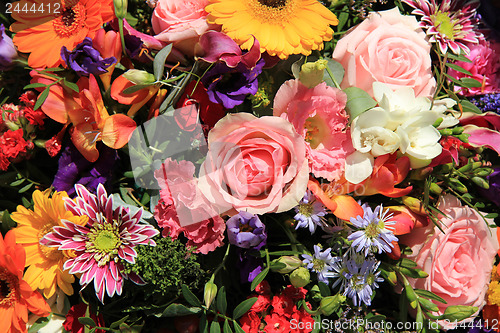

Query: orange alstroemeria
[
  {"left": 68, "top": 75, "right": 136, "bottom": 162},
  {"left": 93, "top": 28, "right": 122, "bottom": 90},
  {"left": 307, "top": 178, "right": 363, "bottom": 221},
  {"left": 384, "top": 205, "right": 429, "bottom": 260},
  {"left": 110, "top": 74, "right": 160, "bottom": 117}
]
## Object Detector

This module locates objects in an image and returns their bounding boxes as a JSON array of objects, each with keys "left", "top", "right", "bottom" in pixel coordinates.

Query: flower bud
[
  {"left": 271, "top": 256, "right": 302, "bottom": 274},
  {"left": 113, "top": 0, "right": 128, "bottom": 20},
  {"left": 446, "top": 178, "right": 468, "bottom": 193},
  {"left": 402, "top": 196, "right": 426, "bottom": 215},
  {"left": 299, "top": 59, "right": 328, "bottom": 88},
  {"left": 429, "top": 182, "right": 443, "bottom": 195},
  {"left": 123, "top": 69, "right": 156, "bottom": 85},
  {"left": 475, "top": 168, "right": 494, "bottom": 177},
  {"left": 0, "top": 24, "right": 17, "bottom": 71},
  {"left": 319, "top": 294, "right": 345, "bottom": 316},
  {"left": 452, "top": 127, "right": 464, "bottom": 135},
  {"left": 203, "top": 281, "right": 217, "bottom": 308},
  {"left": 289, "top": 267, "right": 310, "bottom": 288},
  {"left": 471, "top": 176, "right": 489, "bottom": 189}
]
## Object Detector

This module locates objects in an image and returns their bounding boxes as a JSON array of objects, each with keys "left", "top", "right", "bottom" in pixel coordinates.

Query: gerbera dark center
[
  {"left": 53, "top": 4, "right": 85, "bottom": 38},
  {"left": 62, "top": 7, "right": 76, "bottom": 26},
  {"left": 258, "top": 0, "right": 288, "bottom": 8},
  {"left": 0, "top": 269, "right": 16, "bottom": 306},
  {"left": 0, "top": 279, "right": 10, "bottom": 299}
]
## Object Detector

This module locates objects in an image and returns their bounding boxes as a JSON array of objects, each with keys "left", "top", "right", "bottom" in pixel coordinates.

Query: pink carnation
[
  {"left": 448, "top": 38, "right": 500, "bottom": 96},
  {"left": 153, "top": 158, "right": 225, "bottom": 254},
  {"left": 273, "top": 79, "right": 351, "bottom": 181}
]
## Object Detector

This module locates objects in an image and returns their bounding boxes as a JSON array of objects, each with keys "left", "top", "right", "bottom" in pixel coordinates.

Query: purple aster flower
[
  {"left": 226, "top": 211, "right": 267, "bottom": 250},
  {"left": 52, "top": 142, "right": 118, "bottom": 197},
  {"left": 61, "top": 37, "right": 116, "bottom": 77},
  {"left": 41, "top": 184, "right": 159, "bottom": 303},
  {"left": 202, "top": 59, "right": 265, "bottom": 109},
  {"left": 348, "top": 203, "right": 398, "bottom": 256},
  {"left": 294, "top": 190, "right": 327, "bottom": 234},
  {"left": 0, "top": 24, "right": 17, "bottom": 71},
  {"left": 301, "top": 245, "right": 337, "bottom": 284},
  {"left": 478, "top": 167, "right": 500, "bottom": 206}
]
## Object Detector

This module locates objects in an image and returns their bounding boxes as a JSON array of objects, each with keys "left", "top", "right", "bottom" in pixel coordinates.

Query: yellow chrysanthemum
[
  {"left": 11, "top": 190, "right": 88, "bottom": 298},
  {"left": 205, "top": 0, "right": 338, "bottom": 59}
]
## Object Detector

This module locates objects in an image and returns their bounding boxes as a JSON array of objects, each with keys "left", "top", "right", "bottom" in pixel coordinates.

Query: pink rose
[
  {"left": 198, "top": 113, "right": 309, "bottom": 215},
  {"left": 151, "top": 0, "right": 216, "bottom": 56},
  {"left": 154, "top": 158, "right": 225, "bottom": 254},
  {"left": 399, "top": 194, "right": 499, "bottom": 329},
  {"left": 448, "top": 39, "right": 500, "bottom": 96},
  {"left": 332, "top": 7, "right": 436, "bottom": 98},
  {"left": 273, "top": 79, "right": 351, "bottom": 181}
]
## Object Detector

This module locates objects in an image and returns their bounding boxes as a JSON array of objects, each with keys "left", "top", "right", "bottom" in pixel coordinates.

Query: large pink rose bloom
[
  {"left": 198, "top": 113, "right": 309, "bottom": 215},
  {"left": 448, "top": 39, "right": 500, "bottom": 96},
  {"left": 154, "top": 158, "right": 225, "bottom": 254},
  {"left": 152, "top": 0, "right": 216, "bottom": 56},
  {"left": 332, "top": 7, "right": 436, "bottom": 98},
  {"left": 399, "top": 194, "right": 499, "bottom": 329},
  {"left": 273, "top": 79, "right": 351, "bottom": 181}
]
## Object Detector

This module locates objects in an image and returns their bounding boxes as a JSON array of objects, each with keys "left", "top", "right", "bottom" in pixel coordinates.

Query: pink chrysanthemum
[
  {"left": 403, "top": 0, "right": 483, "bottom": 54},
  {"left": 41, "top": 184, "right": 159, "bottom": 303}
]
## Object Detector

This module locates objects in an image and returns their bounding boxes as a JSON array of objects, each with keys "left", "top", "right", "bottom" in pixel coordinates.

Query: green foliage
[{"left": 122, "top": 236, "right": 208, "bottom": 300}]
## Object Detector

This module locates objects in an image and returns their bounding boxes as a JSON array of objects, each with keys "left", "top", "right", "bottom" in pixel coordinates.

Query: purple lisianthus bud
[
  {"left": 226, "top": 211, "right": 267, "bottom": 249},
  {"left": 0, "top": 24, "right": 17, "bottom": 71},
  {"left": 61, "top": 37, "right": 116, "bottom": 77}
]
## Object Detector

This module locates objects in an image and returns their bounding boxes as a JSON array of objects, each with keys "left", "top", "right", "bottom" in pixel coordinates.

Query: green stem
[{"left": 211, "top": 244, "right": 231, "bottom": 278}]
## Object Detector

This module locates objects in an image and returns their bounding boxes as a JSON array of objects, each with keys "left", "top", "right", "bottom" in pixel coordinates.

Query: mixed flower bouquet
[{"left": 1, "top": 0, "right": 500, "bottom": 332}]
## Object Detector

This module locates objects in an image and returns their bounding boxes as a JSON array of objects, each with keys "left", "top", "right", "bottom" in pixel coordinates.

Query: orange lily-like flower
[
  {"left": 384, "top": 205, "right": 429, "bottom": 260},
  {"left": 32, "top": 72, "right": 136, "bottom": 162},
  {"left": 68, "top": 75, "right": 136, "bottom": 162},
  {"left": 307, "top": 178, "right": 363, "bottom": 221},
  {"left": 110, "top": 74, "right": 160, "bottom": 117},
  {"left": 93, "top": 28, "right": 122, "bottom": 90}
]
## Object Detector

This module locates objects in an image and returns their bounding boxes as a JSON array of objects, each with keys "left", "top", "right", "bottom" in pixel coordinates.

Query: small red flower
[
  {"left": 282, "top": 285, "right": 307, "bottom": 302},
  {"left": 250, "top": 294, "right": 272, "bottom": 313},
  {"left": 264, "top": 312, "right": 291, "bottom": 333},
  {"left": 271, "top": 294, "right": 294, "bottom": 318},
  {"left": 255, "top": 280, "right": 271, "bottom": 295},
  {"left": 290, "top": 304, "right": 315, "bottom": 333},
  {"left": 0, "top": 129, "right": 27, "bottom": 159},
  {"left": 63, "top": 303, "right": 105, "bottom": 333},
  {"left": 240, "top": 311, "right": 262, "bottom": 333}
]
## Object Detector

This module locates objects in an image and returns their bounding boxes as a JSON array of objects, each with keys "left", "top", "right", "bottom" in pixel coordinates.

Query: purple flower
[
  {"left": 226, "top": 211, "right": 267, "bottom": 250},
  {"left": 52, "top": 142, "right": 118, "bottom": 197},
  {"left": 0, "top": 24, "right": 17, "bottom": 71},
  {"left": 202, "top": 59, "right": 265, "bottom": 109},
  {"left": 237, "top": 250, "right": 264, "bottom": 283},
  {"left": 302, "top": 245, "right": 337, "bottom": 284},
  {"left": 61, "top": 37, "right": 116, "bottom": 77},
  {"left": 479, "top": 167, "right": 500, "bottom": 206},
  {"left": 294, "top": 190, "right": 327, "bottom": 234}
]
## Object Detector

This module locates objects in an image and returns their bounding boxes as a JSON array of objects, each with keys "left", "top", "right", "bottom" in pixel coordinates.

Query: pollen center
[
  {"left": 87, "top": 223, "right": 122, "bottom": 266},
  {"left": 52, "top": 4, "right": 86, "bottom": 38},
  {"left": 432, "top": 12, "right": 455, "bottom": 40},
  {"left": 258, "top": 0, "right": 288, "bottom": 8},
  {"left": 248, "top": 0, "right": 297, "bottom": 23},
  {"left": 312, "top": 258, "right": 325, "bottom": 272},
  {"left": 364, "top": 223, "right": 380, "bottom": 239},
  {"left": 94, "top": 230, "right": 120, "bottom": 252}
]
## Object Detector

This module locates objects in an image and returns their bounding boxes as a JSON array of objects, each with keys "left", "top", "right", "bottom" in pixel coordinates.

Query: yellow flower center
[
  {"left": 52, "top": 3, "right": 86, "bottom": 38},
  {"left": 431, "top": 11, "right": 456, "bottom": 40},
  {"left": 38, "top": 224, "right": 64, "bottom": 262},
  {"left": 248, "top": 0, "right": 297, "bottom": 24},
  {"left": 298, "top": 203, "right": 314, "bottom": 217},
  {"left": 0, "top": 268, "right": 17, "bottom": 307},
  {"left": 364, "top": 221, "right": 383, "bottom": 239},
  {"left": 312, "top": 258, "right": 325, "bottom": 271}
]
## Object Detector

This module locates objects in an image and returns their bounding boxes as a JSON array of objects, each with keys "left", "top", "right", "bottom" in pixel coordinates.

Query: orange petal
[
  {"left": 307, "top": 179, "right": 337, "bottom": 212},
  {"left": 101, "top": 114, "right": 136, "bottom": 149},
  {"left": 110, "top": 75, "right": 152, "bottom": 105},
  {"left": 329, "top": 194, "right": 363, "bottom": 221},
  {"left": 386, "top": 241, "right": 401, "bottom": 260},
  {"left": 70, "top": 124, "right": 99, "bottom": 162}
]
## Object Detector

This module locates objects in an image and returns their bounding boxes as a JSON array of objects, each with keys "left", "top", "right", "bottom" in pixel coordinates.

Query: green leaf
[
  {"left": 445, "top": 63, "right": 472, "bottom": 76},
  {"left": 110, "top": 315, "right": 130, "bottom": 329},
  {"left": 337, "top": 11, "right": 349, "bottom": 31},
  {"left": 34, "top": 87, "right": 50, "bottom": 110},
  {"left": 23, "top": 83, "right": 47, "bottom": 90},
  {"left": 459, "top": 99, "right": 482, "bottom": 114},
  {"left": 444, "top": 73, "right": 462, "bottom": 86},
  {"left": 153, "top": 44, "right": 173, "bottom": 81},
  {"left": 216, "top": 286, "right": 227, "bottom": 314},
  {"left": 160, "top": 303, "right": 202, "bottom": 317},
  {"left": 78, "top": 317, "right": 97, "bottom": 327},
  {"left": 318, "top": 282, "right": 331, "bottom": 297},
  {"left": 323, "top": 58, "right": 344, "bottom": 88},
  {"left": 43, "top": 67, "right": 66, "bottom": 72},
  {"left": 418, "top": 297, "right": 439, "bottom": 312},
  {"left": 123, "top": 83, "right": 153, "bottom": 95},
  {"left": 63, "top": 79, "right": 80, "bottom": 93},
  {"left": 232, "top": 321, "right": 246, "bottom": 333},
  {"left": 200, "top": 313, "right": 208, "bottom": 333},
  {"left": 447, "top": 53, "right": 472, "bottom": 63},
  {"left": 459, "top": 77, "right": 482, "bottom": 88},
  {"left": 18, "top": 183, "right": 33, "bottom": 194},
  {"left": 210, "top": 321, "right": 221, "bottom": 333},
  {"left": 250, "top": 267, "right": 269, "bottom": 291},
  {"left": 398, "top": 258, "right": 417, "bottom": 268},
  {"left": 442, "top": 305, "right": 478, "bottom": 321},
  {"left": 181, "top": 284, "right": 202, "bottom": 307},
  {"left": 223, "top": 319, "right": 233, "bottom": 333},
  {"left": 343, "top": 87, "right": 377, "bottom": 120},
  {"left": 10, "top": 179, "right": 25, "bottom": 186},
  {"left": 233, "top": 297, "right": 258, "bottom": 319},
  {"left": 414, "top": 289, "right": 447, "bottom": 304}
]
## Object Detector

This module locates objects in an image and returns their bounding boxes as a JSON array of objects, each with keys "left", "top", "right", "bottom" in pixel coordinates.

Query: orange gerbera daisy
[
  {"left": 10, "top": 0, "right": 114, "bottom": 68},
  {"left": 0, "top": 230, "right": 51, "bottom": 333},
  {"left": 11, "top": 190, "right": 88, "bottom": 298}
]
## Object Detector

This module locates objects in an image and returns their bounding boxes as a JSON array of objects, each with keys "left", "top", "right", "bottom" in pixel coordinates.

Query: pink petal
[{"left": 463, "top": 125, "right": 500, "bottom": 154}]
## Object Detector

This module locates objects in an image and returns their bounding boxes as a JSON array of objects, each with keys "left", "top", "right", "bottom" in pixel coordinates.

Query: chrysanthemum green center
[
  {"left": 87, "top": 222, "right": 122, "bottom": 266},
  {"left": 432, "top": 12, "right": 455, "bottom": 40},
  {"left": 312, "top": 258, "right": 325, "bottom": 271}
]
